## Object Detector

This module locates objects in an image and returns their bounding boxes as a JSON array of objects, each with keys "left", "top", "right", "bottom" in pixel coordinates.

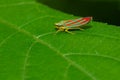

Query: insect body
[{"left": 55, "top": 17, "right": 92, "bottom": 34}]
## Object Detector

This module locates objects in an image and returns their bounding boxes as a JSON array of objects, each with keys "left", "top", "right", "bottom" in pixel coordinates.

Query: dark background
[{"left": 37, "top": 0, "right": 120, "bottom": 26}]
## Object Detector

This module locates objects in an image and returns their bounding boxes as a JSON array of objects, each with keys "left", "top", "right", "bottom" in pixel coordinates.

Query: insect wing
[{"left": 64, "top": 17, "right": 92, "bottom": 28}]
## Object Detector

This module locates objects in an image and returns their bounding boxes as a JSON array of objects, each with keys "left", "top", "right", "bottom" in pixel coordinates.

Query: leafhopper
[{"left": 55, "top": 17, "right": 92, "bottom": 34}]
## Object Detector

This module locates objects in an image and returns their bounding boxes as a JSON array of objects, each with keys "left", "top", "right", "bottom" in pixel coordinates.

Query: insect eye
[
  {"left": 55, "top": 24, "right": 58, "bottom": 26},
  {"left": 55, "top": 23, "right": 58, "bottom": 25},
  {"left": 55, "top": 23, "right": 62, "bottom": 27}
]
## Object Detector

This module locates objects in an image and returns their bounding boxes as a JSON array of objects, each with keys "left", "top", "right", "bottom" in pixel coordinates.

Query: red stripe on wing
[
  {"left": 66, "top": 18, "right": 84, "bottom": 26},
  {"left": 79, "top": 17, "right": 92, "bottom": 24},
  {"left": 66, "top": 20, "right": 74, "bottom": 26},
  {"left": 65, "top": 17, "right": 92, "bottom": 26},
  {"left": 67, "top": 20, "right": 73, "bottom": 22}
]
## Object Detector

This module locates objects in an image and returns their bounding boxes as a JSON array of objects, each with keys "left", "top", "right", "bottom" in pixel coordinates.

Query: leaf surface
[{"left": 0, "top": 0, "right": 120, "bottom": 80}]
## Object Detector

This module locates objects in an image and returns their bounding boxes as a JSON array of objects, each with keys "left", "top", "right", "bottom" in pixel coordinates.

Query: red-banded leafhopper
[{"left": 55, "top": 17, "right": 92, "bottom": 34}]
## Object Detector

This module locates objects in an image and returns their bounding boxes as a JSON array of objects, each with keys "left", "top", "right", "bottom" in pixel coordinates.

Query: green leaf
[{"left": 0, "top": 0, "right": 120, "bottom": 80}]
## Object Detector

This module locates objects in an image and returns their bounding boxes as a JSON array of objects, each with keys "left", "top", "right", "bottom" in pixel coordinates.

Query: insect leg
[
  {"left": 65, "top": 29, "right": 74, "bottom": 34},
  {"left": 55, "top": 30, "right": 61, "bottom": 34},
  {"left": 79, "top": 27, "right": 84, "bottom": 30}
]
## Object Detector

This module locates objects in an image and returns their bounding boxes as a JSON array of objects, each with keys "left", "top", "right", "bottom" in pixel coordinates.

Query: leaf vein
[
  {"left": 64, "top": 53, "right": 120, "bottom": 63},
  {"left": 0, "top": 1, "right": 35, "bottom": 7}
]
